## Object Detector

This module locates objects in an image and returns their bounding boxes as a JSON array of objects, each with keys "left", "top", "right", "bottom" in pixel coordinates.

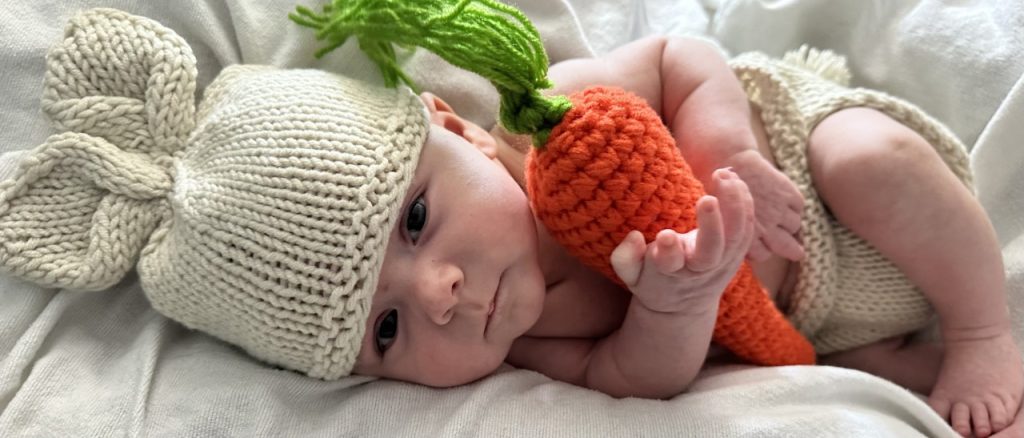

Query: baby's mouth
[{"left": 484, "top": 270, "right": 505, "bottom": 337}]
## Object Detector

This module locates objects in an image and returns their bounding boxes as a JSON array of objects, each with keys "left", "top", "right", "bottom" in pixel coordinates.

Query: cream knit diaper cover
[{"left": 728, "top": 48, "right": 974, "bottom": 354}]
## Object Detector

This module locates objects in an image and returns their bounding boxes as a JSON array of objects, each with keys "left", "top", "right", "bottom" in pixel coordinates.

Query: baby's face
[{"left": 352, "top": 122, "right": 546, "bottom": 387}]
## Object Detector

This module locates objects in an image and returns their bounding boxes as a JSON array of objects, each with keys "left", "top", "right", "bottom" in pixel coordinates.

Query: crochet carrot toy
[{"left": 291, "top": 0, "right": 816, "bottom": 366}]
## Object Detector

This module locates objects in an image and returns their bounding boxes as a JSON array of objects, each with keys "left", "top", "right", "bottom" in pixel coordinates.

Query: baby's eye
[
  {"left": 375, "top": 309, "right": 398, "bottom": 355},
  {"left": 406, "top": 195, "right": 427, "bottom": 242}
]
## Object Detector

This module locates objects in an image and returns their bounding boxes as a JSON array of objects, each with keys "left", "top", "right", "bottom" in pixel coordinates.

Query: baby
[
  {"left": 0, "top": 8, "right": 1019, "bottom": 438},
  {"left": 351, "top": 38, "right": 1023, "bottom": 437}
]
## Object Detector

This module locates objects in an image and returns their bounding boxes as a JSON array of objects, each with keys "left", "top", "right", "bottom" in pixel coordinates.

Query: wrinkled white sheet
[{"left": 2, "top": 0, "right": 1022, "bottom": 436}]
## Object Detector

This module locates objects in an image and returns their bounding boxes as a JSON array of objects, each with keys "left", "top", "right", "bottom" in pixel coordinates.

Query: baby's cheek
[{"left": 418, "top": 345, "right": 507, "bottom": 388}]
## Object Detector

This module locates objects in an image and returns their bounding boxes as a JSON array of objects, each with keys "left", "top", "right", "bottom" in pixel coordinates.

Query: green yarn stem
[{"left": 290, "top": 0, "right": 572, "bottom": 147}]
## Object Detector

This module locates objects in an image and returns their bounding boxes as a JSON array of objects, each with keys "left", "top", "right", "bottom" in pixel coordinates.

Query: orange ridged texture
[{"left": 526, "top": 86, "right": 816, "bottom": 366}]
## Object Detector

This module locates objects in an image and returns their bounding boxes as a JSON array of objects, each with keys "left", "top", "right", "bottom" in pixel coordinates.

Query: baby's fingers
[
  {"left": 762, "top": 228, "right": 806, "bottom": 261},
  {"left": 786, "top": 185, "right": 805, "bottom": 215},
  {"left": 746, "top": 223, "right": 773, "bottom": 261},
  {"left": 611, "top": 230, "right": 646, "bottom": 287},
  {"left": 650, "top": 229, "right": 687, "bottom": 275},
  {"left": 710, "top": 168, "right": 756, "bottom": 256},
  {"left": 780, "top": 208, "right": 802, "bottom": 235},
  {"left": 686, "top": 195, "right": 724, "bottom": 272}
]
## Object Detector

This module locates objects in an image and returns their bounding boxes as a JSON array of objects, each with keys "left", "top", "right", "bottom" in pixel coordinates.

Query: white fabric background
[{"left": 2, "top": 0, "right": 1022, "bottom": 436}]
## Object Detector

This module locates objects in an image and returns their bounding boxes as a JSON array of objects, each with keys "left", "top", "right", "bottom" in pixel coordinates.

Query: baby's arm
[
  {"left": 598, "top": 169, "right": 755, "bottom": 398},
  {"left": 509, "top": 169, "right": 755, "bottom": 398},
  {"left": 544, "top": 37, "right": 804, "bottom": 261}
]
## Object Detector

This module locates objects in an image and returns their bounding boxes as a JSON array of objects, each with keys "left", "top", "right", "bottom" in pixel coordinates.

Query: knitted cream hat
[{"left": 0, "top": 8, "right": 428, "bottom": 379}]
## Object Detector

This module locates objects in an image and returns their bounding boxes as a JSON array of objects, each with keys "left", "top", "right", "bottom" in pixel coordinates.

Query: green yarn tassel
[{"left": 289, "top": 0, "right": 572, "bottom": 147}]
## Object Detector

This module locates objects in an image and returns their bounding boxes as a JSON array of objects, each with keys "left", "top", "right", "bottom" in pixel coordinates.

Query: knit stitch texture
[
  {"left": 731, "top": 47, "right": 973, "bottom": 353},
  {"left": 0, "top": 8, "right": 429, "bottom": 379},
  {"left": 527, "top": 86, "right": 816, "bottom": 366}
]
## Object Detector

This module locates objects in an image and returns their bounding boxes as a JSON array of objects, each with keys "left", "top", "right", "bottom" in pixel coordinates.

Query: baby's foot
[{"left": 928, "top": 331, "right": 1023, "bottom": 437}]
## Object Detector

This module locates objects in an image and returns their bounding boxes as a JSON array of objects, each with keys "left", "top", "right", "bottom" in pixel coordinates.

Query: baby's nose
[{"left": 416, "top": 262, "right": 462, "bottom": 326}]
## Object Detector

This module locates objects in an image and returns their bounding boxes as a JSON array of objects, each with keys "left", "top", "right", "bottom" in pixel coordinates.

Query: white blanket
[{"left": 2, "top": 0, "right": 1023, "bottom": 436}]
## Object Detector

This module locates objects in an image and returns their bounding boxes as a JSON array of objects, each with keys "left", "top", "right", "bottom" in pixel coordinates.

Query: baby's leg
[
  {"left": 820, "top": 336, "right": 942, "bottom": 395},
  {"left": 807, "top": 108, "right": 1023, "bottom": 438}
]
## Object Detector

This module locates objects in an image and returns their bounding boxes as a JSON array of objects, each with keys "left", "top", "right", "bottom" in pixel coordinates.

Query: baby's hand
[
  {"left": 610, "top": 168, "right": 756, "bottom": 314},
  {"left": 724, "top": 150, "right": 805, "bottom": 261}
]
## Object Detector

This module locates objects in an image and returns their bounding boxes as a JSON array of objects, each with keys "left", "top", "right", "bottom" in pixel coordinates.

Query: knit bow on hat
[
  {"left": 0, "top": 8, "right": 429, "bottom": 379},
  {"left": 0, "top": 9, "right": 193, "bottom": 290}
]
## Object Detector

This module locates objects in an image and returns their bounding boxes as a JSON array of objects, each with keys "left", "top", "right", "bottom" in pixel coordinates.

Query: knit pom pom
[{"left": 782, "top": 45, "right": 851, "bottom": 87}]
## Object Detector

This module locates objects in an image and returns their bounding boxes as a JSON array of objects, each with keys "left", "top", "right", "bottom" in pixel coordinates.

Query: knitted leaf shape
[
  {"left": 0, "top": 9, "right": 191, "bottom": 290},
  {"left": 295, "top": 0, "right": 816, "bottom": 366},
  {"left": 527, "top": 87, "right": 815, "bottom": 366}
]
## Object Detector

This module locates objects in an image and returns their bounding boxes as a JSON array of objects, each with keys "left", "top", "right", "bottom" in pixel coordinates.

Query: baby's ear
[{"left": 420, "top": 92, "right": 497, "bottom": 158}]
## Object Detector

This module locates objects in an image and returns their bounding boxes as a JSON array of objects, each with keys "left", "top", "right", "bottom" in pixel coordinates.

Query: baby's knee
[{"left": 808, "top": 107, "right": 937, "bottom": 191}]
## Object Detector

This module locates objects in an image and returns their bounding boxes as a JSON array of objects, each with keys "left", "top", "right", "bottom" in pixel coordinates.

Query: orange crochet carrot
[
  {"left": 293, "top": 0, "right": 815, "bottom": 366},
  {"left": 527, "top": 86, "right": 815, "bottom": 366}
]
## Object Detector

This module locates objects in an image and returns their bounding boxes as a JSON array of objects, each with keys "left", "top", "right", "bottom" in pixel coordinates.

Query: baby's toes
[
  {"left": 950, "top": 402, "right": 972, "bottom": 437},
  {"left": 1001, "top": 391, "right": 1022, "bottom": 420},
  {"left": 971, "top": 401, "right": 992, "bottom": 438},
  {"left": 986, "top": 397, "right": 1009, "bottom": 433}
]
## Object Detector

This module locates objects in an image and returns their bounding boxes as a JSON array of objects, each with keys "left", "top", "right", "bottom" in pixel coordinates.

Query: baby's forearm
[{"left": 584, "top": 295, "right": 719, "bottom": 399}]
